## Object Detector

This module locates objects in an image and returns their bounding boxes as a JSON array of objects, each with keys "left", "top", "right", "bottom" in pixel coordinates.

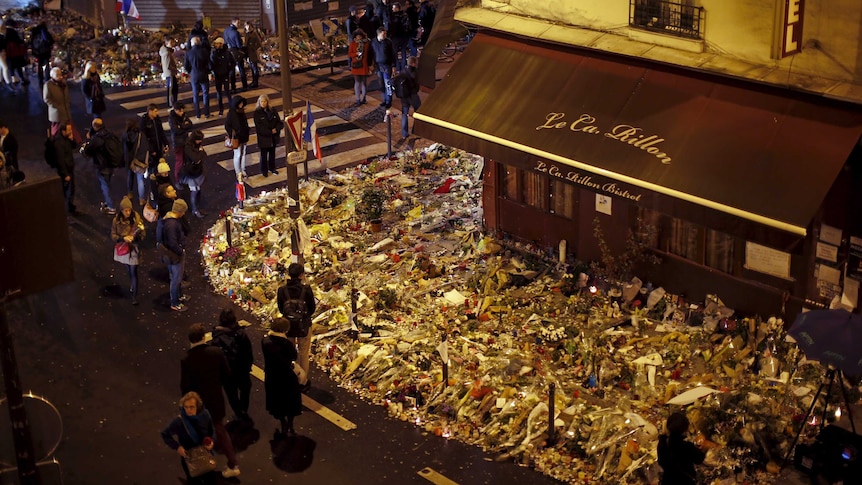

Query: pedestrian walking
[
  {"left": 211, "top": 308, "right": 254, "bottom": 422},
  {"left": 53, "top": 121, "right": 77, "bottom": 215},
  {"left": 224, "top": 18, "right": 247, "bottom": 93},
  {"left": 183, "top": 36, "right": 211, "bottom": 119},
  {"left": 29, "top": 21, "right": 54, "bottom": 85},
  {"left": 123, "top": 118, "right": 148, "bottom": 207},
  {"left": 81, "top": 62, "right": 106, "bottom": 119},
  {"left": 224, "top": 95, "right": 250, "bottom": 177},
  {"left": 160, "top": 37, "right": 179, "bottom": 108},
  {"left": 349, "top": 30, "right": 371, "bottom": 105},
  {"left": 43, "top": 67, "right": 72, "bottom": 137},
  {"left": 0, "top": 119, "right": 19, "bottom": 171},
  {"left": 394, "top": 55, "right": 421, "bottom": 140},
  {"left": 81, "top": 118, "right": 120, "bottom": 214},
  {"left": 160, "top": 391, "right": 217, "bottom": 485},
  {"left": 244, "top": 21, "right": 262, "bottom": 88},
  {"left": 3, "top": 20, "right": 29, "bottom": 89},
  {"left": 111, "top": 196, "right": 145, "bottom": 305},
  {"left": 261, "top": 317, "right": 302, "bottom": 436},
  {"left": 209, "top": 37, "right": 234, "bottom": 117},
  {"left": 161, "top": 198, "right": 190, "bottom": 312},
  {"left": 370, "top": 27, "right": 396, "bottom": 109},
  {"left": 252, "top": 94, "right": 282, "bottom": 177},
  {"left": 168, "top": 102, "right": 193, "bottom": 179},
  {"left": 657, "top": 411, "right": 706, "bottom": 485},
  {"left": 182, "top": 130, "right": 207, "bottom": 218},
  {"left": 276, "top": 263, "right": 316, "bottom": 390},
  {"left": 140, "top": 104, "right": 169, "bottom": 174},
  {"left": 181, "top": 323, "right": 241, "bottom": 478}
]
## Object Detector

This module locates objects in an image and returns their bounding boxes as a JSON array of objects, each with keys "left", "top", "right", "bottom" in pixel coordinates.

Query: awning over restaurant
[{"left": 414, "top": 32, "right": 862, "bottom": 237}]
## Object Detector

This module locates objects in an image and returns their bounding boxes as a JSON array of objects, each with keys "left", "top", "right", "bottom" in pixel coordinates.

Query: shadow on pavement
[
  {"left": 225, "top": 419, "right": 260, "bottom": 453},
  {"left": 270, "top": 433, "right": 316, "bottom": 473}
]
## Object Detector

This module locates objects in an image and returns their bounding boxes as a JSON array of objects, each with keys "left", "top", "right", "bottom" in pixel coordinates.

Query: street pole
[{"left": 276, "top": 0, "right": 303, "bottom": 265}]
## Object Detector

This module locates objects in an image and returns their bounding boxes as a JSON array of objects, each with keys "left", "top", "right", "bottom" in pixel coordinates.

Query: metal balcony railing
[{"left": 630, "top": 0, "right": 704, "bottom": 40}]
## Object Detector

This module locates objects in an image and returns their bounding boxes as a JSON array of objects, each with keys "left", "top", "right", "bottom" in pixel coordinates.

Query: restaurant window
[
  {"left": 523, "top": 171, "right": 547, "bottom": 211},
  {"left": 550, "top": 180, "right": 576, "bottom": 220},
  {"left": 503, "top": 165, "right": 519, "bottom": 201},
  {"left": 639, "top": 208, "right": 736, "bottom": 274},
  {"left": 630, "top": 0, "right": 704, "bottom": 40}
]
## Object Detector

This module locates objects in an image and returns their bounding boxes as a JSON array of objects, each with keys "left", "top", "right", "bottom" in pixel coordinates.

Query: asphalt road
[{"left": 0, "top": 70, "right": 562, "bottom": 485}]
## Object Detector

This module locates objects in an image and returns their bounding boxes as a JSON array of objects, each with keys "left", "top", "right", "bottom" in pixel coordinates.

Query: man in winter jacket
[
  {"left": 162, "top": 199, "right": 190, "bottom": 312},
  {"left": 210, "top": 37, "right": 235, "bottom": 116},
  {"left": 389, "top": 2, "right": 412, "bottom": 71},
  {"left": 223, "top": 18, "right": 248, "bottom": 93},
  {"left": 183, "top": 36, "right": 211, "bottom": 119},
  {"left": 53, "top": 121, "right": 77, "bottom": 215},
  {"left": 396, "top": 56, "right": 421, "bottom": 140},
  {"left": 181, "top": 323, "right": 241, "bottom": 478},
  {"left": 370, "top": 27, "right": 397, "bottom": 109},
  {"left": 212, "top": 308, "right": 254, "bottom": 422},
  {"left": 160, "top": 37, "right": 178, "bottom": 108},
  {"left": 81, "top": 118, "right": 117, "bottom": 214},
  {"left": 244, "top": 21, "right": 262, "bottom": 88},
  {"left": 140, "top": 104, "right": 169, "bottom": 173}
]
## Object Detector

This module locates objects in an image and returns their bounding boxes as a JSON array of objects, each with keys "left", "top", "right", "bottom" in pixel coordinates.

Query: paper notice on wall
[
  {"left": 817, "top": 264, "right": 841, "bottom": 285},
  {"left": 820, "top": 224, "right": 842, "bottom": 246},
  {"left": 595, "top": 194, "right": 612, "bottom": 215},
  {"left": 816, "top": 242, "right": 839, "bottom": 263},
  {"left": 744, "top": 242, "right": 791, "bottom": 280},
  {"left": 842, "top": 277, "right": 859, "bottom": 310}
]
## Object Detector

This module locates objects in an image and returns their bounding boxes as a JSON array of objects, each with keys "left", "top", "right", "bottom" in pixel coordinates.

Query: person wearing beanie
[
  {"left": 157, "top": 160, "right": 171, "bottom": 175},
  {"left": 162, "top": 196, "right": 190, "bottom": 311},
  {"left": 210, "top": 37, "right": 235, "bottom": 117},
  {"left": 111, "top": 196, "right": 146, "bottom": 305},
  {"left": 276, "top": 263, "right": 316, "bottom": 392},
  {"left": 224, "top": 95, "right": 250, "bottom": 178},
  {"left": 149, "top": 158, "right": 172, "bottom": 215}
]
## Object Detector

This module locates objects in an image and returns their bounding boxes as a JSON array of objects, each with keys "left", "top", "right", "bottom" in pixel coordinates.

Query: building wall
[{"left": 480, "top": 0, "right": 862, "bottom": 84}]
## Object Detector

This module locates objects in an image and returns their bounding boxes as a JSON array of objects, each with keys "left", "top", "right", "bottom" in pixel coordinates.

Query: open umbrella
[{"left": 789, "top": 308, "right": 862, "bottom": 376}]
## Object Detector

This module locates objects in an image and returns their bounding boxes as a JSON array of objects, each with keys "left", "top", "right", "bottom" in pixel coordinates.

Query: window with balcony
[{"left": 630, "top": 0, "right": 704, "bottom": 40}]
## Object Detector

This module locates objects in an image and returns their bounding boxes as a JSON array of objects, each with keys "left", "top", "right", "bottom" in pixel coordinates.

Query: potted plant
[{"left": 358, "top": 186, "right": 387, "bottom": 232}]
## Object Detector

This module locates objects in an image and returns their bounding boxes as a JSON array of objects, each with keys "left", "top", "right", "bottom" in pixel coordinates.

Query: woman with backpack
[
  {"left": 276, "top": 263, "right": 316, "bottom": 391},
  {"left": 182, "top": 130, "right": 207, "bottom": 218}
]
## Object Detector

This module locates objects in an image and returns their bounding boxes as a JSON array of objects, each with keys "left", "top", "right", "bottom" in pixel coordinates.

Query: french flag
[
  {"left": 116, "top": 0, "right": 140, "bottom": 20},
  {"left": 303, "top": 101, "right": 322, "bottom": 163}
]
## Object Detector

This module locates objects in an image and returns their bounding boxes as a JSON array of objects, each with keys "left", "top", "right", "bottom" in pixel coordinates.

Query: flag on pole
[
  {"left": 116, "top": 0, "right": 140, "bottom": 20},
  {"left": 302, "top": 101, "right": 322, "bottom": 163},
  {"left": 286, "top": 110, "right": 303, "bottom": 151}
]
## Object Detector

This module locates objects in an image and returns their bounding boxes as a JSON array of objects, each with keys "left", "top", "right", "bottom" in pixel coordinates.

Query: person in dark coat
[
  {"left": 29, "top": 21, "right": 54, "bottom": 85},
  {"left": 140, "top": 104, "right": 169, "bottom": 173},
  {"left": 223, "top": 18, "right": 247, "bottom": 94},
  {"left": 188, "top": 20, "right": 210, "bottom": 50},
  {"left": 243, "top": 21, "right": 262, "bottom": 88},
  {"left": 657, "top": 411, "right": 706, "bottom": 485},
  {"left": 0, "top": 120, "right": 20, "bottom": 171},
  {"left": 53, "top": 121, "right": 77, "bottom": 215},
  {"left": 389, "top": 2, "right": 412, "bottom": 71},
  {"left": 370, "top": 27, "right": 397, "bottom": 109},
  {"left": 417, "top": 0, "right": 436, "bottom": 46},
  {"left": 81, "top": 118, "right": 116, "bottom": 214},
  {"left": 276, "top": 263, "right": 317, "bottom": 390},
  {"left": 211, "top": 308, "right": 254, "bottom": 422},
  {"left": 224, "top": 95, "right": 250, "bottom": 178},
  {"left": 3, "top": 20, "right": 29, "bottom": 87},
  {"left": 182, "top": 130, "right": 207, "bottom": 218},
  {"left": 160, "top": 391, "right": 217, "bottom": 485},
  {"left": 252, "top": 94, "right": 282, "bottom": 177},
  {"left": 81, "top": 62, "right": 106, "bottom": 119},
  {"left": 162, "top": 199, "right": 190, "bottom": 312},
  {"left": 183, "top": 36, "right": 211, "bottom": 119},
  {"left": 180, "top": 323, "right": 241, "bottom": 478},
  {"left": 396, "top": 55, "right": 421, "bottom": 140},
  {"left": 168, "top": 102, "right": 193, "bottom": 180},
  {"left": 261, "top": 317, "right": 302, "bottom": 435},
  {"left": 357, "top": 4, "right": 379, "bottom": 38},
  {"left": 123, "top": 118, "right": 148, "bottom": 206},
  {"left": 209, "top": 37, "right": 234, "bottom": 117}
]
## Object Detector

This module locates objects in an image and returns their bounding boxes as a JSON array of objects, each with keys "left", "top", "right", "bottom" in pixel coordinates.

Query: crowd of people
[{"left": 162, "top": 264, "right": 315, "bottom": 483}]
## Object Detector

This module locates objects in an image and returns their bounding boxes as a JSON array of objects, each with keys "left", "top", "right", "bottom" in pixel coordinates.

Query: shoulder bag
[
  {"left": 114, "top": 242, "right": 130, "bottom": 256},
  {"left": 180, "top": 418, "right": 217, "bottom": 478},
  {"left": 225, "top": 130, "right": 239, "bottom": 149},
  {"left": 129, "top": 133, "right": 149, "bottom": 174}
]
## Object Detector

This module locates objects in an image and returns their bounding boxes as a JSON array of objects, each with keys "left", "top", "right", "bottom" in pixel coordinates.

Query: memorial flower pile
[{"left": 201, "top": 147, "right": 855, "bottom": 484}]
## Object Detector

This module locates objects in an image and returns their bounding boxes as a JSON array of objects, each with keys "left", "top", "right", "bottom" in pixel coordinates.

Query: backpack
[
  {"left": 392, "top": 72, "right": 416, "bottom": 99},
  {"left": 102, "top": 131, "right": 124, "bottom": 168},
  {"left": 44, "top": 136, "right": 58, "bottom": 169},
  {"left": 282, "top": 285, "right": 310, "bottom": 337},
  {"left": 212, "top": 331, "right": 241, "bottom": 369}
]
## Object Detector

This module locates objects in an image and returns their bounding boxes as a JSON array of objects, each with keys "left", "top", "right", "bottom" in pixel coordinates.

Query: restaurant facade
[{"left": 415, "top": 30, "right": 862, "bottom": 317}]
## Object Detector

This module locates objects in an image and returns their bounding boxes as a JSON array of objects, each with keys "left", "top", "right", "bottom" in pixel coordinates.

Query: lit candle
[{"left": 559, "top": 240, "right": 567, "bottom": 263}]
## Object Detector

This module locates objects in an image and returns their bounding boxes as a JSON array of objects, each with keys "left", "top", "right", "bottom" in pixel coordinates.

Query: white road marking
[{"left": 250, "top": 364, "right": 357, "bottom": 431}]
